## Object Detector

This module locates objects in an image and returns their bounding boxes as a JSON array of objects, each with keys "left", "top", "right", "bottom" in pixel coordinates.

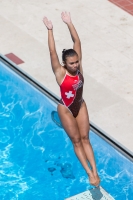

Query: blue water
[{"left": 0, "top": 60, "right": 133, "bottom": 200}]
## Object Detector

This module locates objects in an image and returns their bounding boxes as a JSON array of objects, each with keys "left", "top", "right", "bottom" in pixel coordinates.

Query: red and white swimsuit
[{"left": 59, "top": 70, "right": 84, "bottom": 117}]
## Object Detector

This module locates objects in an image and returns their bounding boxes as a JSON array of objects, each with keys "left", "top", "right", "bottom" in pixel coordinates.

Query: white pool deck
[
  {"left": 0, "top": 0, "right": 133, "bottom": 154},
  {"left": 65, "top": 186, "right": 115, "bottom": 200}
]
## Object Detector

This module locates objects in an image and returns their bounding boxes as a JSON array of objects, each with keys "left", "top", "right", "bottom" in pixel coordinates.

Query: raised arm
[
  {"left": 43, "top": 17, "right": 61, "bottom": 77},
  {"left": 61, "top": 12, "right": 82, "bottom": 73}
]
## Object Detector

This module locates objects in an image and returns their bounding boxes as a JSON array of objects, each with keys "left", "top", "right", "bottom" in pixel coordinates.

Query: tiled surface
[
  {"left": 65, "top": 186, "right": 114, "bottom": 200},
  {"left": 0, "top": 0, "right": 133, "bottom": 153},
  {"left": 109, "top": 0, "right": 133, "bottom": 15},
  {"left": 5, "top": 53, "right": 24, "bottom": 65}
]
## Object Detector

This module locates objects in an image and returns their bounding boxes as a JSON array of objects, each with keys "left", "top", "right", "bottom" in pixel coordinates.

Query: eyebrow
[{"left": 70, "top": 60, "right": 79, "bottom": 64}]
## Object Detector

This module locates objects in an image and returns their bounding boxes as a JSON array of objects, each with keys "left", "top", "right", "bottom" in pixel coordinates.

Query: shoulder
[{"left": 55, "top": 66, "right": 66, "bottom": 85}]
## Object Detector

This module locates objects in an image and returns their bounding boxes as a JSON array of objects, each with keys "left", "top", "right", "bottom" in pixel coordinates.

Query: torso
[{"left": 59, "top": 70, "right": 84, "bottom": 117}]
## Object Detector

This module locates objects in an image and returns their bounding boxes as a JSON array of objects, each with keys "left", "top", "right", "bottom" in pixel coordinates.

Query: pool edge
[{"left": 0, "top": 53, "right": 132, "bottom": 161}]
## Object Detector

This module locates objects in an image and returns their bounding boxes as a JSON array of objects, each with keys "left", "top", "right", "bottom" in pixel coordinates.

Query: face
[{"left": 64, "top": 55, "right": 79, "bottom": 73}]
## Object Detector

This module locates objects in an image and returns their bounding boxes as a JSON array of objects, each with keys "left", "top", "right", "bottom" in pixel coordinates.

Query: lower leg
[
  {"left": 81, "top": 137, "right": 100, "bottom": 184},
  {"left": 72, "top": 139, "right": 98, "bottom": 186},
  {"left": 82, "top": 139, "right": 97, "bottom": 173}
]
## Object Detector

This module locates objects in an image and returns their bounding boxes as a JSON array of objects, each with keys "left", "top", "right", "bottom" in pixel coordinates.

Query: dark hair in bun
[{"left": 62, "top": 49, "right": 78, "bottom": 62}]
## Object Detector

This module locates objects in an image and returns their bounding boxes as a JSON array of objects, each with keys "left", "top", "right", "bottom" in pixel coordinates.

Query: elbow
[
  {"left": 49, "top": 49, "right": 56, "bottom": 55},
  {"left": 77, "top": 40, "right": 81, "bottom": 44}
]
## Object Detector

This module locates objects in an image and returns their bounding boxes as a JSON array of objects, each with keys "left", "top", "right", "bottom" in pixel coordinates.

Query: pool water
[{"left": 0, "top": 61, "right": 133, "bottom": 200}]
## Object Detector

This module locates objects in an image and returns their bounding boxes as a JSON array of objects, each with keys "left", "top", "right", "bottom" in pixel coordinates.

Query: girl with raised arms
[{"left": 43, "top": 11, "right": 100, "bottom": 186}]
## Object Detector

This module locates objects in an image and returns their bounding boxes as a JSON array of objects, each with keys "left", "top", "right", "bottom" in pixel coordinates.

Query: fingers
[
  {"left": 43, "top": 16, "right": 52, "bottom": 23},
  {"left": 61, "top": 11, "right": 65, "bottom": 19},
  {"left": 61, "top": 11, "right": 71, "bottom": 24},
  {"left": 43, "top": 16, "right": 48, "bottom": 24},
  {"left": 61, "top": 11, "right": 70, "bottom": 16},
  {"left": 43, "top": 16, "right": 50, "bottom": 24},
  {"left": 61, "top": 11, "right": 70, "bottom": 18},
  {"left": 43, "top": 16, "right": 53, "bottom": 30},
  {"left": 43, "top": 11, "right": 71, "bottom": 26}
]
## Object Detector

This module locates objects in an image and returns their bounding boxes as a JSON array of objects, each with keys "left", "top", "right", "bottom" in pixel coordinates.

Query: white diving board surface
[{"left": 65, "top": 186, "right": 115, "bottom": 200}]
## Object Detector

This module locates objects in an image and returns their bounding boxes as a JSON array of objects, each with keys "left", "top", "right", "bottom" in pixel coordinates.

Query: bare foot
[
  {"left": 87, "top": 172, "right": 99, "bottom": 186},
  {"left": 93, "top": 172, "right": 100, "bottom": 186}
]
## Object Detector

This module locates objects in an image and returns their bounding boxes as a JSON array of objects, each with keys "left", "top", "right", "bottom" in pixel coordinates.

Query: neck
[{"left": 67, "top": 69, "right": 78, "bottom": 76}]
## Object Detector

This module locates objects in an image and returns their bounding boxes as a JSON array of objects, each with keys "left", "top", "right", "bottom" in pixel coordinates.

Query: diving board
[{"left": 65, "top": 186, "right": 115, "bottom": 200}]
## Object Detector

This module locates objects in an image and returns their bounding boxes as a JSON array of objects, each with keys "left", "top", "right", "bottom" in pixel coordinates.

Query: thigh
[
  {"left": 57, "top": 104, "right": 80, "bottom": 140},
  {"left": 76, "top": 101, "right": 90, "bottom": 138}
]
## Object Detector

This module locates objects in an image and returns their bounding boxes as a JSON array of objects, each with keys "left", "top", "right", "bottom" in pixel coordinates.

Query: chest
[{"left": 60, "top": 73, "right": 84, "bottom": 91}]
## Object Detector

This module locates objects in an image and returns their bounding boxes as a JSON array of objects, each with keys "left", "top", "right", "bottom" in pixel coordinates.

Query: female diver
[{"left": 43, "top": 11, "right": 100, "bottom": 186}]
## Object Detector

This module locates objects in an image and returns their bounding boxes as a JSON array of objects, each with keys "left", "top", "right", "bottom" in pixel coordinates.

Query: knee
[
  {"left": 71, "top": 137, "right": 82, "bottom": 147},
  {"left": 81, "top": 134, "right": 90, "bottom": 144}
]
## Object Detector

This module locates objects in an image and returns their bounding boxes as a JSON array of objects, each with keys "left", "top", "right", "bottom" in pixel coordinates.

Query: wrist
[
  {"left": 48, "top": 28, "right": 53, "bottom": 31},
  {"left": 67, "top": 21, "right": 73, "bottom": 26}
]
